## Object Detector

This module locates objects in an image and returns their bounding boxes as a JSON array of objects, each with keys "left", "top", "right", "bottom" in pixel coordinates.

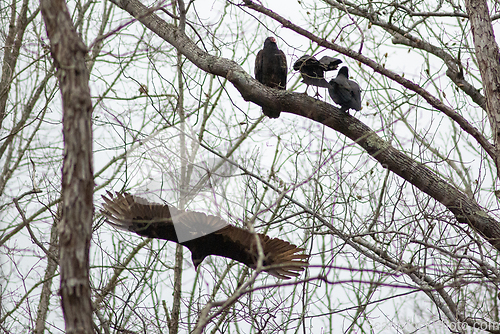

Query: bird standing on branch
[
  {"left": 293, "top": 55, "right": 342, "bottom": 97},
  {"left": 101, "top": 192, "right": 309, "bottom": 279},
  {"left": 328, "top": 66, "right": 362, "bottom": 112},
  {"left": 255, "top": 37, "right": 288, "bottom": 118}
]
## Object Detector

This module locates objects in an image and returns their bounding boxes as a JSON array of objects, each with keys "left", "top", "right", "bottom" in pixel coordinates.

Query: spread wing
[
  {"left": 293, "top": 55, "right": 330, "bottom": 88},
  {"left": 293, "top": 55, "right": 312, "bottom": 71},
  {"left": 101, "top": 191, "right": 309, "bottom": 279},
  {"left": 318, "top": 56, "right": 342, "bottom": 71},
  {"left": 199, "top": 225, "right": 309, "bottom": 279},
  {"left": 101, "top": 191, "right": 178, "bottom": 241}
]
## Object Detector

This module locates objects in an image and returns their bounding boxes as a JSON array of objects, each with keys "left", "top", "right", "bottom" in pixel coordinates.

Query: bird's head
[
  {"left": 338, "top": 66, "right": 349, "bottom": 77},
  {"left": 264, "top": 37, "right": 277, "bottom": 48},
  {"left": 191, "top": 253, "right": 205, "bottom": 271}
]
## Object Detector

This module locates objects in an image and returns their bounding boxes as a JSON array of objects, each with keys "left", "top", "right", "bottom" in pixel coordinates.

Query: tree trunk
[
  {"left": 0, "top": 0, "right": 29, "bottom": 128},
  {"left": 465, "top": 0, "right": 500, "bottom": 180},
  {"left": 40, "top": 0, "right": 94, "bottom": 332}
]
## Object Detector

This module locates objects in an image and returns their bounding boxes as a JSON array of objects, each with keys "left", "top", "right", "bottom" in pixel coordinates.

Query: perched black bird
[
  {"left": 102, "top": 192, "right": 309, "bottom": 279},
  {"left": 255, "top": 37, "right": 288, "bottom": 118},
  {"left": 293, "top": 55, "right": 342, "bottom": 96},
  {"left": 328, "top": 66, "right": 362, "bottom": 112}
]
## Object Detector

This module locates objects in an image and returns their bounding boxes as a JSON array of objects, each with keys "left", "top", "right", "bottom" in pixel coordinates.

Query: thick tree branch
[
  {"left": 465, "top": 0, "right": 500, "bottom": 179},
  {"left": 109, "top": 0, "right": 500, "bottom": 252},
  {"left": 241, "top": 0, "right": 496, "bottom": 164},
  {"left": 391, "top": 35, "right": 487, "bottom": 110},
  {"left": 0, "top": 0, "right": 30, "bottom": 128},
  {"left": 323, "top": 0, "right": 488, "bottom": 111},
  {"left": 40, "top": 0, "right": 94, "bottom": 332}
]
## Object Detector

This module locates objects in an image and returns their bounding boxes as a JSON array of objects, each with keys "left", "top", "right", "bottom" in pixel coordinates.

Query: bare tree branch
[
  {"left": 34, "top": 215, "right": 59, "bottom": 334},
  {"left": 241, "top": 0, "right": 496, "bottom": 164},
  {"left": 0, "top": 0, "right": 35, "bottom": 128},
  {"left": 109, "top": 0, "right": 500, "bottom": 252}
]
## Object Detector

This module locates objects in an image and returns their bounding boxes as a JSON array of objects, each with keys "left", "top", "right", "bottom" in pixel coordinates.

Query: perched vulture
[
  {"left": 254, "top": 37, "right": 288, "bottom": 118},
  {"left": 293, "top": 55, "right": 342, "bottom": 96},
  {"left": 328, "top": 66, "right": 362, "bottom": 112},
  {"left": 101, "top": 192, "right": 309, "bottom": 279}
]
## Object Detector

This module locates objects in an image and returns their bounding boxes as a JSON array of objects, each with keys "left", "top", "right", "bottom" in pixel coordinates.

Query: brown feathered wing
[
  {"left": 101, "top": 192, "right": 309, "bottom": 279},
  {"left": 254, "top": 37, "right": 287, "bottom": 118}
]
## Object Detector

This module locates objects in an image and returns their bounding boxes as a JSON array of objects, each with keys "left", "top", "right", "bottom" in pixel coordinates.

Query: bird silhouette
[
  {"left": 255, "top": 37, "right": 288, "bottom": 118},
  {"left": 101, "top": 192, "right": 309, "bottom": 279},
  {"left": 293, "top": 55, "right": 342, "bottom": 97},
  {"left": 328, "top": 66, "right": 362, "bottom": 112}
]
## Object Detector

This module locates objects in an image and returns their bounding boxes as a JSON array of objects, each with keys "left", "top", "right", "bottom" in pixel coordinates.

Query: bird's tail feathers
[{"left": 302, "top": 77, "right": 332, "bottom": 89}]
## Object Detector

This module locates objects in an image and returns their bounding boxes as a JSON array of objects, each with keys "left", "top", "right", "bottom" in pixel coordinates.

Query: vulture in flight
[
  {"left": 293, "top": 55, "right": 342, "bottom": 96},
  {"left": 254, "top": 37, "right": 288, "bottom": 118},
  {"left": 328, "top": 66, "right": 362, "bottom": 112},
  {"left": 101, "top": 192, "right": 309, "bottom": 279}
]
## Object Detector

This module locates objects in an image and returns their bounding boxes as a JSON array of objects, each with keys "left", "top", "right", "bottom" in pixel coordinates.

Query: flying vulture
[
  {"left": 328, "top": 66, "right": 362, "bottom": 112},
  {"left": 254, "top": 37, "right": 288, "bottom": 118},
  {"left": 293, "top": 55, "right": 342, "bottom": 96},
  {"left": 101, "top": 192, "right": 309, "bottom": 279}
]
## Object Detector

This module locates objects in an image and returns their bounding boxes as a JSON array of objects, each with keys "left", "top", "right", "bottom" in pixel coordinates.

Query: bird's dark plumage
[
  {"left": 328, "top": 66, "right": 362, "bottom": 112},
  {"left": 255, "top": 37, "right": 288, "bottom": 118},
  {"left": 293, "top": 55, "right": 342, "bottom": 96},
  {"left": 318, "top": 56, "right": 343, "bottom": 71},
  {"left": 101, "top": 192, "right": 309, "bottom": 279}
]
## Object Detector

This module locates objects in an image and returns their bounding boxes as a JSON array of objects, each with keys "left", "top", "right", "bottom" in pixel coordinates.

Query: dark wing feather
[
  {"left": 333, "top": 76, "right": 353, "bottom": 102},
  {"left": 101, "top": 192, "right": 309, "bottom": 279},
  {"left": 328, "top": 66, "right": 362, "bottom": 112},
  {"left": 329, "top": 79, "right": 352, "bottom": 112},
  {"left": 293, "top": 55, "right": 331, "bottom": 89},
  {"left": 277, "top": 49, "right": 287, "bottom": 90},
  {"left": 348, "top": 80, "right": 362, "bottom": 111},
  {"left": 254, "top": 38, "right": 287, "bottom": 118},
  {"left": 101, "top": 191, "right": 177, "bottom": 240},
  {"left": 318, "top": 56, "right": 342, "bottom": 71},
  {"left": 259, "top": 48, "right": 287, "bottom": 90},
  {"left": 292, "top": 55, "right": 311, "bottom": 71},
  {"left": 200, "top": 225, "right": 309, "bottom": 279},
  {"left": 255, "top": 50, "right": 264, "bottom": 83}
]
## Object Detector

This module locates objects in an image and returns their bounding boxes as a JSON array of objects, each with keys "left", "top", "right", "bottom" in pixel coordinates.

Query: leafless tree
[{"left": 2, "top": 0, "right": 500, "bottom": 333}]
